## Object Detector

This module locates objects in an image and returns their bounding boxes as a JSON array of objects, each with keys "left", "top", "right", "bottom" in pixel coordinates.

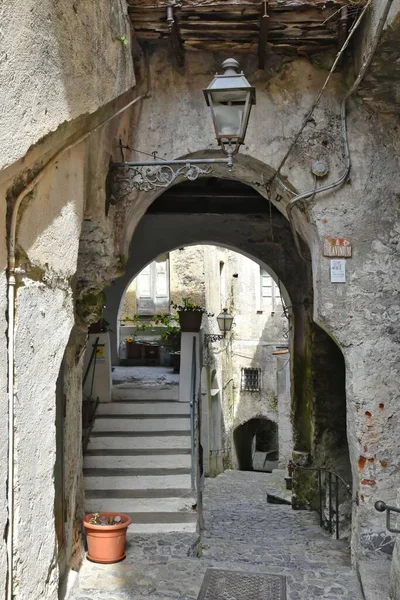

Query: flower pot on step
[
  {"left": 178, "top": 310, "right": 203, "bottom": 332},
  {"left": 83, "top": 512, "right": 131, "bottom": 564}
]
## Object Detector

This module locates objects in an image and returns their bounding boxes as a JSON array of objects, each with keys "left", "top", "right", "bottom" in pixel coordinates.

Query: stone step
[
  {"left": 83, "top": 507, "right": 197, "bottom": 529},
  {"left": 86, "top": 448, "right": 191, "bottom": 456},
  {"left": 112, "top": 386, "right": 179, "bottom": 401},
  {"left": 87, "top": 435, "right": 191, "bottom": 451},
  {"left": 96, "top": 414, "right": 190, "bottom": 420},
  {"left": 84, "top": 454, "right": 191, "bottom": 470},
  {"left": 84, "top": 467, "right": 191, "bottom": 476},
  {"left": 90, "top": 430, "right": 191, "bottom": 437},
  {"left": 86, "top": 488, "right": 192, "bottom": 499},
  {"left": 85, "top": 496, "right": 195, "bottom": 513},
  {"left": 97, "top": 401, "right": 190, "bottom": 416},
  {"left": 85, "top": 474, "right": 192, "bottom": 491},
  {"left": 128, "top": 521, "right": 197, "bottom": 533},
  {"left": 92, "top": 417, "right": 190, "bottom": 433}
]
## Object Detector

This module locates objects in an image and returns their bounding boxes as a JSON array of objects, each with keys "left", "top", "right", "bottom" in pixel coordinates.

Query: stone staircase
[{"left": 84, "top": 382, "right": 197, "bottom": 533}]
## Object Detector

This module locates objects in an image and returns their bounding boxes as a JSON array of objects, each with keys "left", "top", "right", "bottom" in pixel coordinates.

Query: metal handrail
[
  {"left": 375, "top": 500, "right": 400, "bottom": 534},
  {"left": 82, "top": 336, "right": 100, "bottom": 454},
  {"left": 82, "top": 336, "right": 100, "bottom": 388},
  {"left": 293, "top": 463, "right": 351, "bottom": 539},
  {"left": 189, "top": 336, "right": 197, "bottom": 491}
]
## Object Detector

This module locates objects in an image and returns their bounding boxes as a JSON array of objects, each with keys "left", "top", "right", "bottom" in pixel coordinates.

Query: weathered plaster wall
[
  {"left": 201, "top": 245, "right": 289, "bottom": 472},
  {"left": 0, "top": 0, "right": 134, "bottom": 171},
  {"left": 1, "top": 99, "right": 134, "bottom": 600},
  {"left": 170, "top": 246, "right": 207, "bottom": 308},
  {"left": 102, "top": 46, "right": 400, "bottom": 562},
  {"left": 0, "top": 190, "right": 8, "bottom": 598}
]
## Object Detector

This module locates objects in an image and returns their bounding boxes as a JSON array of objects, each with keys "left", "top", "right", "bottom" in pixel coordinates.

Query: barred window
[{"left": 241, "top": 368, "right": 261, "bottom": 392}]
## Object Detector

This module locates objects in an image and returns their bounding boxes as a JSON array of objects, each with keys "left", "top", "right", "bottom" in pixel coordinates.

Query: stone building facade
[
  {"left": 0, "top": 0, "right": 400, "bottom": 598},
  {"left": 117, "top": 245, "right": 291, "bottom": 475}
]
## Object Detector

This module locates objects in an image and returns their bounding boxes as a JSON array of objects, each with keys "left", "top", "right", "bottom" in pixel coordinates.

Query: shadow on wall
[{"left": 233, "top": 417, "right": 278, "bottom": 471}]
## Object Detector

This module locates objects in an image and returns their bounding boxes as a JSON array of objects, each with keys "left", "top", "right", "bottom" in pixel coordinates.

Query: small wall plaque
[
  {"left": 330, "top": 259, "right": 346, "bottom": 283},
  {"left": 323, "top": 236, "right": 352, "bottom": 258}
]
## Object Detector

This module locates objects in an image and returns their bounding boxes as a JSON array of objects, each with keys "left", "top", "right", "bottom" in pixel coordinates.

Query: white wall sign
[{"left": 330, "top": 259, "right": 346, "bottom": 283}]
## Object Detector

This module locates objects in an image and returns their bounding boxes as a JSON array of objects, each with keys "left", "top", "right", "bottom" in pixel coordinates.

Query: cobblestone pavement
[{"left": 71, "top": 471, "right": 364, "bottom": 600}]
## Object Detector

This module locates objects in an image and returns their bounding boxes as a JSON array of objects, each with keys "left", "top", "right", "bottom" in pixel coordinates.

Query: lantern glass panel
[{"left": 217, "top": 311, "right": 234, "bottom": 333}]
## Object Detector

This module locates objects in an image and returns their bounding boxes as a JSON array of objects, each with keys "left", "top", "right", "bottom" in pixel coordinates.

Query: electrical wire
[
  {"left": 287, "top": 0, "right": 394, "bottom": 261},
  {"left": 267, "top": 0, "right": 373, "bottom": 187}
]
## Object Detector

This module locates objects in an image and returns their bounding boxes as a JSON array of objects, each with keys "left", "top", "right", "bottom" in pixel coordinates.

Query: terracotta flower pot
[
  {"left": 178, "top": 310, "right": 203, "bottom": 332},
  {"left": 83, "top": 512, "right": 131, "bottom": 564}
]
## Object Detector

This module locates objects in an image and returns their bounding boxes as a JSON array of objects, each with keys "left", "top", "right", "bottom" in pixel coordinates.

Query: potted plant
[
  {"left": 83, "top": 512, "right": 132, "bottom": 564},
  {"left": 152, "top": 313, "right": 181, "bottom": 370},
  {"left": 172, "top": 297, "right": 207, "bottom": 332}
]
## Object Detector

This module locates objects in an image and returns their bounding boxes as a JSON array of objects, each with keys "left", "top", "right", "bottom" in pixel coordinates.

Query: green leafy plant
[
  {"left": 171, "top": 297, "right": 207, "bottom": 313},
  {"left": 118, "top": 34, "right": 128, "bottom": 47},
  {"left": 123, "top": 313, "right": 181, "bottom": 350},
  {"left": 152, "top": 313, "right": 181, "bottom": 350}
]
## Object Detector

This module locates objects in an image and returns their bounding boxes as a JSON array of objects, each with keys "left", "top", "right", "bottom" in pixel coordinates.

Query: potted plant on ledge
[{"left": 172, "top": 297, "right": 207, "bottom": 332}]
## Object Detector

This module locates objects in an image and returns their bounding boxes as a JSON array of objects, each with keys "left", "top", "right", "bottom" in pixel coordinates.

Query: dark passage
[{"left": 234, "top": 418, "right": 278, "bottom": 471}]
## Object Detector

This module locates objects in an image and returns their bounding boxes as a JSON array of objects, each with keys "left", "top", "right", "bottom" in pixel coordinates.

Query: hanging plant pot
[
  {"left": 178, "top": 310, "right": 203, "bottom": 332},
  {"left": 83, "top": 512, "right": 132, "bottom": 564}
]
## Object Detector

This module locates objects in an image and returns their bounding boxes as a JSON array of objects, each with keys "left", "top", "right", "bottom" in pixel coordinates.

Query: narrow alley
[{"left": 71, "top": 469, "right": 364, "bottom": 600}]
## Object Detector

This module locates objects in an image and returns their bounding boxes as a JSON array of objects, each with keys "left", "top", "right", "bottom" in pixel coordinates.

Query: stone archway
[{"left": 102, "top": 174, "right": 351, "bottom": 515}]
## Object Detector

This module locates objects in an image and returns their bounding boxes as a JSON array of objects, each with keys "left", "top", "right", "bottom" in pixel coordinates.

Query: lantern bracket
[
  {"left": 109, "top": 155, "right": 232, "bottom": 199},
  {"left": 204, "top": 333, "right": 225, "bottom": 345}
]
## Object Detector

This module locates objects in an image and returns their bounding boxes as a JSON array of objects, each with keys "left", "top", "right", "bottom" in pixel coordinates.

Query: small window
[{"left": 241, "top": 368, "right": 261, "bottom": 392}]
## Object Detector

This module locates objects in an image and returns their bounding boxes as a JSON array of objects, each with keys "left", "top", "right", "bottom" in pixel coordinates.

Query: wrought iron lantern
[
  {"left": 203, "top": 58, "right": 256, "bottom": 160},
  {"left": 109, "top": 59, "right": 256, "bottom": 200},
  {"left": 216, "top": 308, "right": 234, "bottom": 335},
  {"left": 205, "top": 308, "right": 234, "bottom": 344}
]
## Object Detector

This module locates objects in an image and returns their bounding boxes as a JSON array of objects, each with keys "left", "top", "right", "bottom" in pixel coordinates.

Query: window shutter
[
  {"left": 136, "top": 264, "right": 155, "bottom": 315},
  {"left": 154, "top": 257, "right": 170, "bottom": 312}
]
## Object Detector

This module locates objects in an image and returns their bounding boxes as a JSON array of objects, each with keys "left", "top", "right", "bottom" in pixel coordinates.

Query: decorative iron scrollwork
[{"left": 110, "top": 162, "right": 214, "bottom": 200}]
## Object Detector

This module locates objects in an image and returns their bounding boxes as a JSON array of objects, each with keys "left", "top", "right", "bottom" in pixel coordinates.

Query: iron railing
[
  {"left": 375, "top": 500, "right": 400, "bottom": 534},
  {"left": 293, "top": 464, "right": 352, "bottom": 539},
  {"left": 82, "top": 336, "right": 100, "bottom": 454},
  {"left": 189, "top": 335, "right": 197, "bottom": 490}
]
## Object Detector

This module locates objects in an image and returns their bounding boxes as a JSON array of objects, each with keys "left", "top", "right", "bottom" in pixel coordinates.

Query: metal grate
[
  {"left": 197, "top": 568, "right": 286, "bottom": 600},
  {"left": 241, "top": 367, "right": 261, "bottom": 392}
]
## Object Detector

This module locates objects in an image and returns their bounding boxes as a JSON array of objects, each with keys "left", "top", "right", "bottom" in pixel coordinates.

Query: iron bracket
[
  {"left": 204, "top": 333, "right": 224, "bottom": 344},
  {"left": 109, "top": 156, "right": 232, "bottom": 198}
]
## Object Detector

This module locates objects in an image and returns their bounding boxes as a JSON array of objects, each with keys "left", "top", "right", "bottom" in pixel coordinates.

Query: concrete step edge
[
  {"left": 86, "top": 488, "right": 193, "bottom": 499},
  {"left": 85, "top": 448, "right": 191, "bottom": 456},
  {"left": 83, "top": 511, "right": 197, "bottom": 524},
  {"left": 83, "top": 467, "right": 191, "bottom": 476},
  {"left": 90, "top": 431, "right": 191, "bottom": 437}
]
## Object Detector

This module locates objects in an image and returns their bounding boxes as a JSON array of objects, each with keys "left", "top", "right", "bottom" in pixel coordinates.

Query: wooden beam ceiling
[{"left": 127, "top": 0, "right": 365, "bottom": 57}]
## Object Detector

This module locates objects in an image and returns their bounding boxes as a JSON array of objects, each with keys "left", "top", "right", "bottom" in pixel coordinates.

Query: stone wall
[
  {"left": 106, "top": 42, "right": 400, "bottom": 563},
  {"left": 0, "top": 1, "right": 135, "bottom": 596},
  {"left": 0, "top": 0, "right": 134, "bottom": 171}
]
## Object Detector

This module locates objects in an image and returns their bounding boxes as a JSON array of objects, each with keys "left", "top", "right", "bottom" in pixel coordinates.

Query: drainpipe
[
  {"left": 288, "top": 0, "right": 394, "bottom": 261},
  {"left": 6, "top": 55, "right": 151, "bottom": 600}
]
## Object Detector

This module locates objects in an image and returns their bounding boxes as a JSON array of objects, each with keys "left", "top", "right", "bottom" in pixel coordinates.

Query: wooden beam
[
  {"left": 128, "top": 0, "right": 365, "bottom": 9},
  {"left": 258, "top": 1, "right": 269, "bottom": 69}
]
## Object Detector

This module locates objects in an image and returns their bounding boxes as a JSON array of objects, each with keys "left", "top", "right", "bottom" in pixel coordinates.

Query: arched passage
[
  {"left": 103, "top": 175, "right": 351, "bottom": 515},
  {"left": 234, "top": 417, "right": 278, "bottom": 471}
]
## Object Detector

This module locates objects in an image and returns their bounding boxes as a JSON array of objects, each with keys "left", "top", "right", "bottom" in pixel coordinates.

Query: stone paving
[{"left": 71, "top": 470, "right": 364, "bottom": 600}]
